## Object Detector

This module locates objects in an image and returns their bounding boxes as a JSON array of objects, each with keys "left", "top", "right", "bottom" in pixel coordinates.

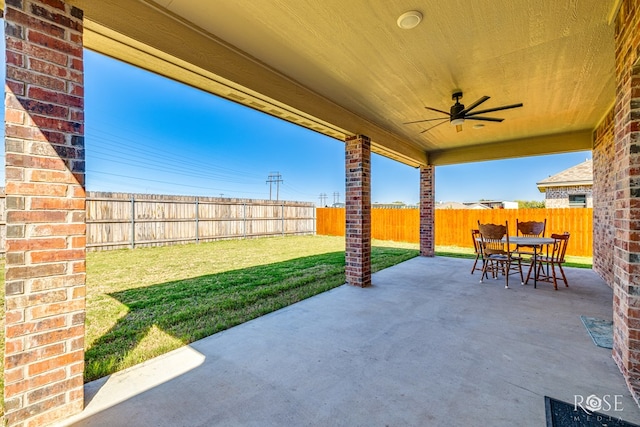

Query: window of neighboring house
[{"left": 569, "top": 194, "right": 587, "bottom": 208}]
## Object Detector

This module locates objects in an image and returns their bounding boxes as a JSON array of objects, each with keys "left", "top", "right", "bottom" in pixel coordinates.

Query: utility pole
[
  {"left": 333, "top": 192, "right": 340, "bottom": 205},
  {"left": 319, "top": 193, "right": 327, "bottom": 206},
  {"left": 266, "top": 172, "right": 283, "bottom": 200}
]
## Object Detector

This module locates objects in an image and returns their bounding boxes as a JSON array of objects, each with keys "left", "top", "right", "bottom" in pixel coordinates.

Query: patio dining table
[{"left": 506, "top": 236, "right": 557, "bottom": 287}]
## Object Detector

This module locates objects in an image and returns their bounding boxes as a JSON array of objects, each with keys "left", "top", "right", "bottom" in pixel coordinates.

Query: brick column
[
  {"left": 345, "top": 134, "right": 371, "bottom": 287},
  {"left": 419, "top": 165, "right": 435, "bottom": 257},
  {"left": 612, "top": 0, "right": 640, "bottom": 405},
  {"left": 4, "top": 1, "right": 86, "bottom": 426}
]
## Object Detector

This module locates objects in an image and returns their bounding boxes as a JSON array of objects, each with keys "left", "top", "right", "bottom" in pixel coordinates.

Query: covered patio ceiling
[{"left": 64, "top": 0, "right": 617, "bottom": 167}]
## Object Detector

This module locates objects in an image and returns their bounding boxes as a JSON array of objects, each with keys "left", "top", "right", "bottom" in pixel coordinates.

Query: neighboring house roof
[
  {"left": 536, "top": 159, "right": 593, "bottom": 191},
  {"left": 466, "top": 203, "right": 492, "bottom": 209},
  {"left": 435, "top": 201, "right": 468, "bottom": 209}
]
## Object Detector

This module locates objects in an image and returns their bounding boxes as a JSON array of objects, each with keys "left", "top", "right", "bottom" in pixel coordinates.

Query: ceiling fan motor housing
[{"left": 450, "top": 102, "right": 464, "bottom": 120}]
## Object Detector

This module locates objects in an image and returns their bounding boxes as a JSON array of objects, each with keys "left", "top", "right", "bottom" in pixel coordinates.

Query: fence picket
[{"left": 316, "top": 207, "right": 593, "bottom": 257}]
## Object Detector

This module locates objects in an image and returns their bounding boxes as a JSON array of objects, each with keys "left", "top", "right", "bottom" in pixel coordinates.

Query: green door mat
[{"left": 580, "top": 316, "right": 613, "bottom": 349}]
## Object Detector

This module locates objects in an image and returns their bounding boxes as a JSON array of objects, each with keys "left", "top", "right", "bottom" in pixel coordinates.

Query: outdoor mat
[
  {"left": 581, "top": 316, "right": 613, "bottom": 349},
  {"left": 545, "top": 396, "right": 640, "bottom": 427}
]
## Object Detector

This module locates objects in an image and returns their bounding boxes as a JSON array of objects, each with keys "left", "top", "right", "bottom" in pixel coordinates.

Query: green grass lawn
[{"left": 83, "top": 235, "right": 418, "bottom": 382}]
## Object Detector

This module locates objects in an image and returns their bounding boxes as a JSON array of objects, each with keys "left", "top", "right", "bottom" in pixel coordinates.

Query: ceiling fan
[{"left": 404, "top": 91, "right": 523, "bottom": 133}]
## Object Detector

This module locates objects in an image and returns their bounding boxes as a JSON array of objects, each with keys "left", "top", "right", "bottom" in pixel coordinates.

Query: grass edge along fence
[{"left": 316, "top": 207, "right": 593, "bottom": 257}]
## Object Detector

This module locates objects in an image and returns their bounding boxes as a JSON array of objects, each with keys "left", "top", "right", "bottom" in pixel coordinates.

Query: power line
[
  {"left": 319, "top": 193, "right": 328, "bottom": 206},
  {"left": 266, "top": 172, "right": 283, "bottom": 200}
]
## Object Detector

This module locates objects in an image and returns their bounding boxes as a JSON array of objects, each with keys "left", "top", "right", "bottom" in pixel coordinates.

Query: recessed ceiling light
[{"left": 397, "top": 11, "right": 423, "bottom": 29}]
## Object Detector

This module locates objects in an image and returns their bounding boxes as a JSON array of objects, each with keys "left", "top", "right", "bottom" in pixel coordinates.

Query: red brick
[
  {"left": 25, "top": 400, "right": 84, "bottom": 427},
  {"left": 5, "top": 338, "right": 25, "bottom": 355},
  {"left": 5, "top": 344, "right": 65, "bottom": 371},
  {"left": 5, "top": 395, "right": 66, "bottom": 424},
  {"left": 27, "top": 375, "right": 83, "bottom": 404},
  {"left": 6, "top": 237, "right": 67, "bottom": 251},
  {"left": 28, "top": 86, "right": 83, "bottom": 108},
  {"left": 6, "top": 310, "right": 25, "bottom": 324},
  {"left": 6, "top": 315, "right": 67, "bottom": 337},
  {"left": 71, "top": 261, "right": 86, "bottom": 273},
  {"left": 30, "top": 273, "right": 84, "bottom": 292},
  {"left": 7, "top": 64, "right": 66, "bottom": 91},
  {"left": 28, "top": 30, "right": 82, "bottom": 58},
  {"left": 32, "top": 223, "right": 85, "bottom": 237},
  {"left": 5, "top": 123, "right": 49, "bottom": 142},
  {"left": 31, "top": 249, "right": 84, "bottom": 263},
  {"left": 6, "top": 263, "right": 66, "bottom": 281},
  {"left": 4, "top": 367, "right": 25, "bottom": 384},
  {"left": 29, "top": 300, "right": 85, "bottom": 320},
  {"left": 26, "top": 114, "right": 83, "bottom": 134},
  {"left": 6, "top": 210, "right": 67, "bottom": 223},
  {"left": 71, "top": 236, "right": 86, "bottom": 248},
  {"left": 6, "top": 108, "right": 26, "bottom": 124},
  {"left": 29, "top": 170, "right": 76, "bottom": 184},
  {"left": 30, "top": 197, "right": 84, "bottom": 210},
  {"left": 28, "top": 349, "right": 83, "bottom": 376}
]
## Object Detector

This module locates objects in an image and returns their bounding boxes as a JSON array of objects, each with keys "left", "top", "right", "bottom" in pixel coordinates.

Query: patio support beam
[
  {"left": 419, "top": 166, "right": 435, "bottom": 257},
  {"left": 345, "top": 134, "right": 371, "bottom": 287},
  {"left": 611, "top": 0, "right": 640, "bottom": 406},
  {"left": 4, "top": 1, "right": 86, "bottom": 425}
]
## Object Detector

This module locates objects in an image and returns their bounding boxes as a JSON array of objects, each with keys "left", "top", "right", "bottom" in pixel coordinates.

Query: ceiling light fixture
[
  {"left": 397, "top": 11, "right": 423, "bottom": 29},
  {"left": 450, "top": 118, "right": 464, "bottom": 126}
]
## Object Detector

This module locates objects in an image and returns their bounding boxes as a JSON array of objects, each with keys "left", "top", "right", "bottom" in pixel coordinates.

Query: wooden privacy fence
[
  {"left": 316, "top": 207, "right": 593, "bottom": 257},
  {"left": 85, "top": 192, "right": 315, "bottom": 250}
]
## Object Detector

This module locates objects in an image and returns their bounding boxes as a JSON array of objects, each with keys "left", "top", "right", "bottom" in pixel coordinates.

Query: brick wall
[
  {"left": 419, "top": 166, "right": 435, "bottom": 257},
  {"left": 593, "top": 108, "right": 615, "bottom": 287},
  {"left": 4, "top": 1, "right": 86, "bottom": 426},
  {"left": 611, "top": 0, "right": 640, "bottom": 405},
  {"left": 542, "top": 185, "right": 593, "bottom": 208},
  {"left": 344, "top": 135, "right": 371, "bottom": 287}
]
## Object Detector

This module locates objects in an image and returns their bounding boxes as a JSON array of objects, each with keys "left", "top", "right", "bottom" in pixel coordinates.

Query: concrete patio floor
[{"left": 59, "top": 256, "right": 640, "bottom": 426}]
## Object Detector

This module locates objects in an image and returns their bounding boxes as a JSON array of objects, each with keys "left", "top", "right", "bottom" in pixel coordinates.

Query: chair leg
[
  {"left": 551, "top": 264, "right": 558, "bottom": 290},
  {"left": 504, "top": 261, "right": 510, "bottom": 288},
  {"left": 525, "top": 261, "right": 534, "bottom": 284},
  {"left": 517, "top": 259, "right": 524, "bottom": 285},
  {"left": 558, "top": 263, "right": 568, "bottom": 287},
  {"left": 471, "top": 255, "right": 479, "bottom": 274}
]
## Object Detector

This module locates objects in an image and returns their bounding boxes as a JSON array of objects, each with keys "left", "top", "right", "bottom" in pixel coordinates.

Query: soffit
[{"left": 64, "top": 0, "right": 617, "bottom": 166}]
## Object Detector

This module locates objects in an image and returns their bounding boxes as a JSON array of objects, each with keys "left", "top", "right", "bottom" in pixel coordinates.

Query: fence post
[
  {"left": 313, "top": 205, "right": 316, "bottom": 235},
  {"left": 195, "top": 197, "right": 199, "bottom": 244},
  {"left": 282, "top": 202, "right": 285, "bottom": 236},
  {"left": 130, "top": 195, "right": 135, "bottom": 249},
  {"left": 243, "top": 202, "right": 247, "bottom": 239}
]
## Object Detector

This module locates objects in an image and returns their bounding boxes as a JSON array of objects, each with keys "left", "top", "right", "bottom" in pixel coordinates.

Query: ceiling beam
[
  {"left": 67, "top": 0, "right": 427, "bottom": 167},
  {"left": 427, "top": 129, "right": 593, "bottom": 166}
]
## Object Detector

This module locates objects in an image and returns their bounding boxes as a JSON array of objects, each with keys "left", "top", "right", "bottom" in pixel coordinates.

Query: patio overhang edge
[
  {"left": 72, "top": 0, "right": 427, "bottom": 167},
  {"left": 426, "top": 129, "right": 593, "bottom": 166}
]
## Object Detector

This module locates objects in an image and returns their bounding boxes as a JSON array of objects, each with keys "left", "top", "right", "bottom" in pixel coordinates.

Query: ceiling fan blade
[
  {"left": 424, "top": 106, "right": 451, "bottom": 116},
  {"left": 419, "top": 119, "right": 448, "bottom": 133},
  {"left": 465, "top": 103, "right": 523, "bottom": 117},
  {"left": 403, "top": 117, "right": 451, "bottom": 124},
  {"left": 465, "top": 116, "right": 504, "bottom": 122},
  {"left": 460, "top": 96, "right": 490, "bottom": 115},
  {"left": 456, "top": 124, "right": 463, "bottom": 133}
]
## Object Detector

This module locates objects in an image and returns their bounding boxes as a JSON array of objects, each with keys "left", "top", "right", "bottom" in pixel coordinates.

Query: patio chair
[
  {"left": 470, "top": 229, "right": 484, "bottom": 274},
  {"left": 531, "top": 232, "right": 570, "bottom": 290},
  {"left": 513, "top": 219, "right": 546, "bottom": 256},
  {"left": 477, "top": 221, "right": 524, "bottom": 288}
]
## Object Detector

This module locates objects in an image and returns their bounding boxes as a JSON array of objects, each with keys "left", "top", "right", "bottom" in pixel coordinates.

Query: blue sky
[{"left": 4, "top": 47, "right": 592, "bottom": 205}]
